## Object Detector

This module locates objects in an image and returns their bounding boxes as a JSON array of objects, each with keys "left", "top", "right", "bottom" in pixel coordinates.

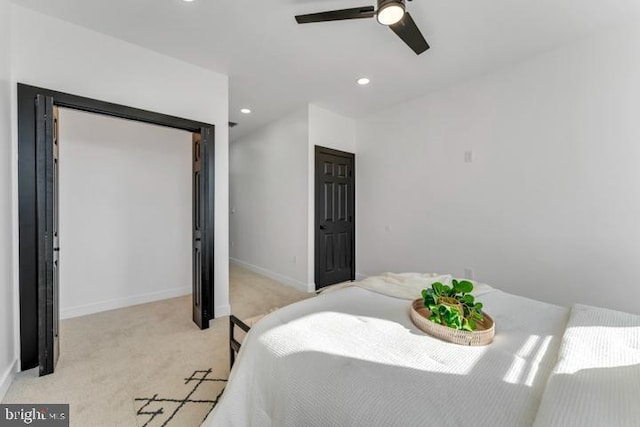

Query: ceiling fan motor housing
[
  {"left": 376, "top": 0, "right": 406, "bottom": 26},
  {"left": 378, "top": 0, "right": 406, "bottom": 10}
]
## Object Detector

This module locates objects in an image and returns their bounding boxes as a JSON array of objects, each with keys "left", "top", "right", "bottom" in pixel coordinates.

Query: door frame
[
  {"left": 18, "top": 83, "right": 216, "bottom": 372},
  {"left": 314, "top": 146, "right": 356, "bottom": 290},
  {"left": 34, "top": 95, "right": 59, "bottom": 376}
]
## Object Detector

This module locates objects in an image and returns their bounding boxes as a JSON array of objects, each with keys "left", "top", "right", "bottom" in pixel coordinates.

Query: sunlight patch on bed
[{"left": 258, "top": 311, "right": 487, "bottom": 376}]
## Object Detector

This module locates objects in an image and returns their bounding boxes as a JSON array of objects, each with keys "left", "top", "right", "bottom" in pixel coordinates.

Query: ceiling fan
[{"left": 295, "top": 0, "right": 430, "bottom": 55}]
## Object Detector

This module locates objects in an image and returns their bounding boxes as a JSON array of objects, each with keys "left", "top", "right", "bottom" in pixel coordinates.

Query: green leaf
[
  {"left": 454, "top": 280, "right": 474, "bottom": 294},
  {"left": 445, "top": 309, "right": 463, "bottom": 329},
  {"left": 424, "top": 295, "right": 436, "bottom": 307},
  {"left": 460, "top": 294, "right": 475, "bottom": 305},
  {"left": 472, "top": 311, "right": 484, "bottom": 321},
  {"left": 432, "top": 282, "right": 444, "bottom": 296},
  {"left": 468, "top": 318, "right": 477, "bottom": 331},
  {"left": 428, "top": 314, "right": 441, "bottom": 324}
]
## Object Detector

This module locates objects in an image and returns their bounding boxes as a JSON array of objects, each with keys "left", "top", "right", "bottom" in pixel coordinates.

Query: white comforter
[
  {"left": 533, "top": 304, "right": 640, "bottom": 427},
  {"left": 205, "top": 275, "right": 569, "bottom": 427}
]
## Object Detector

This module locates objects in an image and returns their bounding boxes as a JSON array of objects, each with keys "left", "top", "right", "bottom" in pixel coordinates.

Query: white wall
[
  {"left": 0, "top": 0, "right": 17, "bottom": 402},
  {"left": 230, "top": 109, "right": 309, "bottom": 291},
  {"left": 9, "top": 5, "right": 231, "bottom": 319},
  {"left": 356, "top": 22, "right": 640, "bottom": 314},
  {"left": 307, "top": 105, "right": 357, "bottom": 288},
  {"left": 230, "top": 104, "right": 356, "bottom": 292},
  {"left": 308, "top": 105, "right": 357, "bottom": 154},
  {"left": 58, "top": 109, "right": 192, "bottom": 319}
]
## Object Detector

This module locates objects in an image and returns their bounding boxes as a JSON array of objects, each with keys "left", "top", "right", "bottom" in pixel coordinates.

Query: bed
[{"left": 204, "top": 273, "right": 640, "bottom": 427}]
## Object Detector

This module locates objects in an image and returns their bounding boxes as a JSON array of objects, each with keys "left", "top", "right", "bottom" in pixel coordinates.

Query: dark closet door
[
  {"left": 192, "top": 128, "right": 215, "bottom": 329},
  {"left": 315, "top": 146, "right": 355, "bottom": 289},
  {"left": 36, "top": 95, "right": 60, "bottom": 376}
]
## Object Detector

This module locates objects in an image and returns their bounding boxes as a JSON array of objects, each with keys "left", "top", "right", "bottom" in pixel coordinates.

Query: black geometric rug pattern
[{"left": 134, "top": 368, "right": 227, "bottom": 427}]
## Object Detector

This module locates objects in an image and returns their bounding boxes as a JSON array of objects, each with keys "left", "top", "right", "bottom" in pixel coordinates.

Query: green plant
[{"left": 421, "top": 279, "right": 485, "bottom": 332}]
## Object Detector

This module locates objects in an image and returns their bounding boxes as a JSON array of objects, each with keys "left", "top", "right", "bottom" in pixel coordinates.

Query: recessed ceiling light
[
  {"left": 357, "top": 77, "right": 370, "bottom": 86},
  {"left": 183, "top": 0, "right": 195, "bottom": 2},
  {"left": 240, "top": 108, "right": 252, "bottom": 114}
]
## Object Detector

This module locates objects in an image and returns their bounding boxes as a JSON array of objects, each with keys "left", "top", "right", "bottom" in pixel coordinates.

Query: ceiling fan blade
[
  {"left": 389, "top": 12, "right": 430, "bottom": 55},
  {"left": 295, "top": 6, "right": 375, "bottom": 24}
]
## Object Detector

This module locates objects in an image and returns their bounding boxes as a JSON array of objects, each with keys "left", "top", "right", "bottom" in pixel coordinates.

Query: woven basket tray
[{"left": 410, "top": 299, "right": 495, "bottom": 346}]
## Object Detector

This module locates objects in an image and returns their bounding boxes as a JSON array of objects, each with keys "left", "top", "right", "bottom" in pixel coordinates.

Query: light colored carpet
[{"left": 3, "top": 264, "right": 312, "bottom": 426}]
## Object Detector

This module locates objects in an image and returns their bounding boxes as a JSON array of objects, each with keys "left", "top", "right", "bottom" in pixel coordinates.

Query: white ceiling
[{"left": 13, "top": 0, "right": 640, "bottom": 139}]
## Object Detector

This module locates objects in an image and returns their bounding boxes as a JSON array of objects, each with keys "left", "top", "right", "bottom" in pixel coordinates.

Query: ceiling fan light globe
[{"left": 377, "top": 2, "right": 405, "bottom": 26}]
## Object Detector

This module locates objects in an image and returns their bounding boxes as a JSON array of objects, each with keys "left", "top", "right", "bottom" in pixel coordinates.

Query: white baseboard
[
  {"left": 355, "top": 272, "right": 367, "bottom": 281},
  {"left": 230, "top": 258, "right": 311, "bottom": 293},
  {"left": 60, "top": 286, "right": 192, "bottom": 319},
  {"left": 0, "top": 358, "right": 19, "bottom": 402}
]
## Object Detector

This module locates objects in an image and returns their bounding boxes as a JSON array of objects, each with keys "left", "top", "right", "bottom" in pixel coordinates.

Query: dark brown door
[
  {"left": 192, "top": 128, "right": 215, "bottom": 329},
  {"left": 315, "top": 146, "right": 355, "bottom": 289},
  {"left": 36, "top": 95, "right": 60, "bottom": 375}
]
